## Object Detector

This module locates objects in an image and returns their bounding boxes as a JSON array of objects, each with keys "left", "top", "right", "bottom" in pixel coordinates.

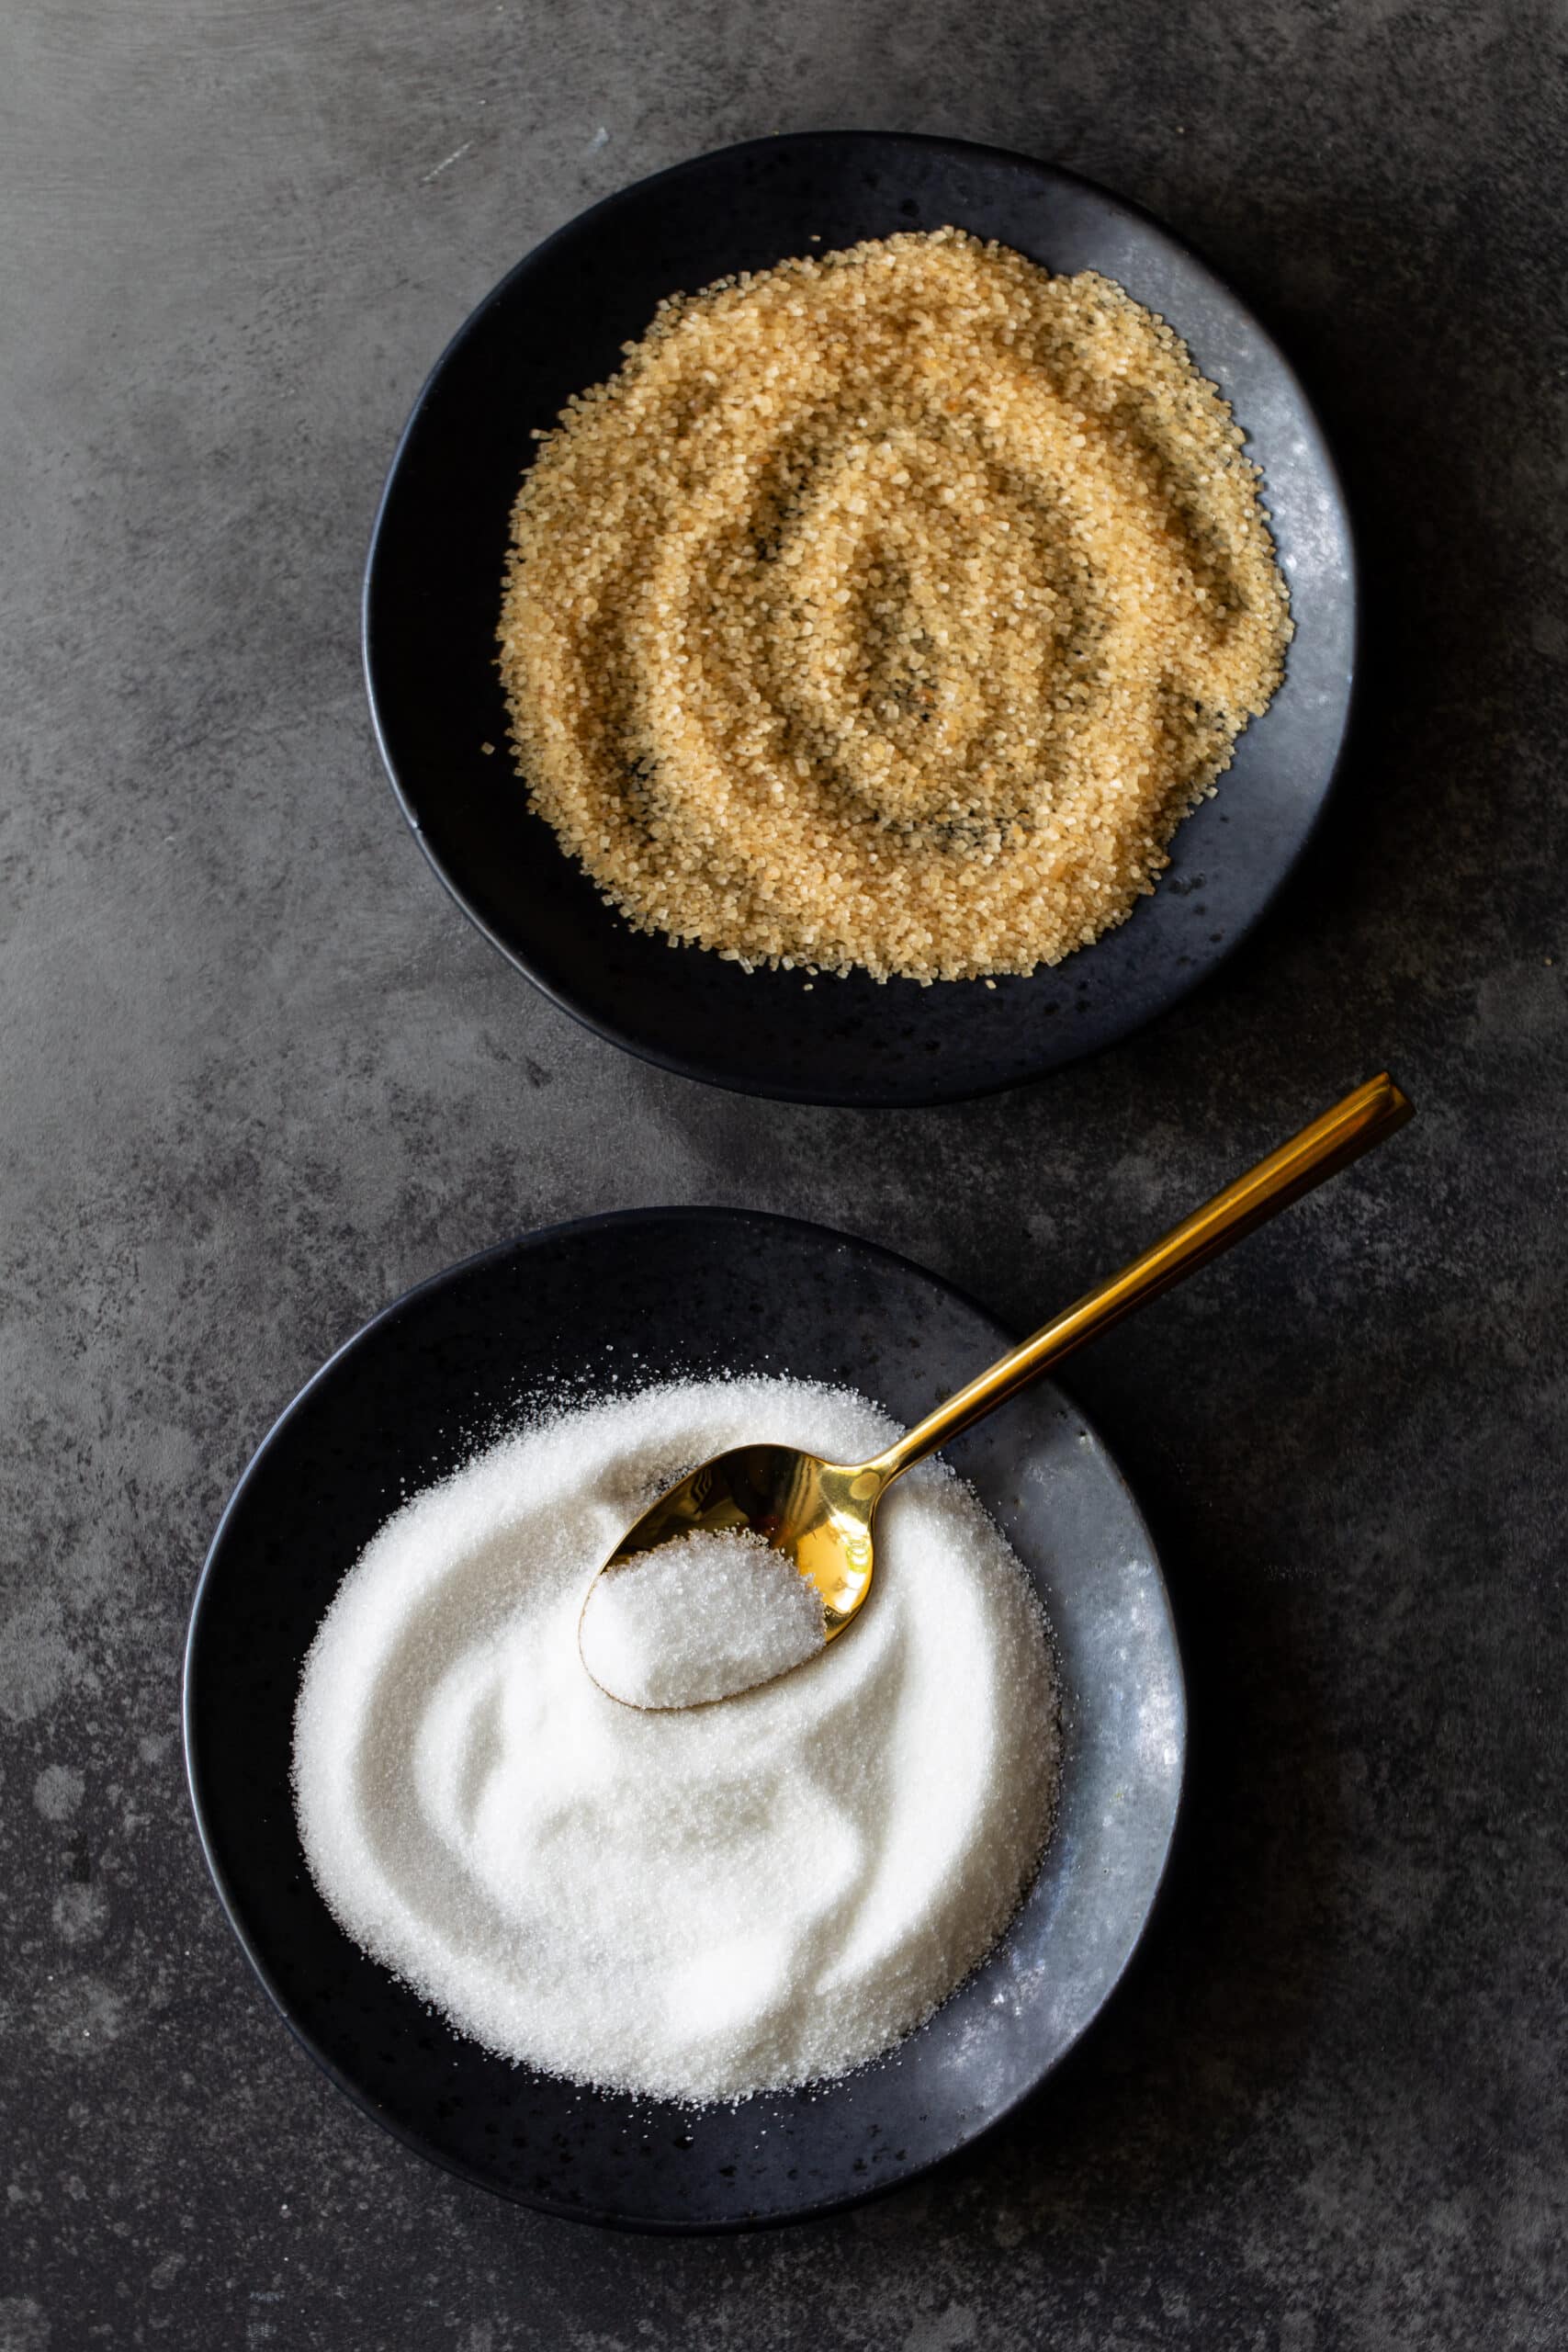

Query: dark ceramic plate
[
  {"left": 364, "top": 131, "right": 1354, "bottom": 1107},
  {"left": 185, "top": 1209, "right": 1184, "bottom": 2232}
]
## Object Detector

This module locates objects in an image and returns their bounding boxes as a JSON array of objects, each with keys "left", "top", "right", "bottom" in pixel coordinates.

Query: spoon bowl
[
  {"left": 581, "top": 1072, "right": 1415, "bottom": 1702},
  {"left": 602, "top": 1444, "right": 886, "bottom": 1636}
]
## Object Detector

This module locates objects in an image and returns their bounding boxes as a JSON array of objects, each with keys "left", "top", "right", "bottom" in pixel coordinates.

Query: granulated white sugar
[
  {"left": 580, "top": 1526, "right": 827, "bottom": 1709},
  {"left": 291, "top": 1374, "right": 1058, "bottom": 2104}
]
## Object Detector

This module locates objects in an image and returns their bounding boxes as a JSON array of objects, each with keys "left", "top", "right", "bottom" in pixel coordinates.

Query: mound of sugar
[
  {"left": 499, "top": 231, "right": 1292, "bottom": 984},
  {"left": 580, "top": 1527, "right": 827, "bottom": 1709},
  {"left": 292, "top": 1374, "right": 1058, "bottom": 2104}
]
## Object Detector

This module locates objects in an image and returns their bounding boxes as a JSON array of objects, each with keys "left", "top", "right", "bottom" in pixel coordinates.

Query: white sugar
[
  {"left": 580, "top": 1527, "right": 826, "bottom": 1708},
  {"left": 292, "top": 1374, "right": 1058, "bottom": 2105}
]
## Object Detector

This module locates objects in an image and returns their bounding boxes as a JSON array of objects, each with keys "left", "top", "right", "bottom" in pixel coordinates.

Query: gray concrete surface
[{"left": 3, "top": 1, "right": 1565, "bottom": 2345}]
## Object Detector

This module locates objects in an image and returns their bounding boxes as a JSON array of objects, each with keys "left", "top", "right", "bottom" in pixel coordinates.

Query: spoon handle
[{"left": 866, "top": 1071, "right": 1414, "bottom": 1485}]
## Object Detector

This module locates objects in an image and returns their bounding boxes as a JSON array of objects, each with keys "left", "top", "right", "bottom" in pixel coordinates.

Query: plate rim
[
  {"left": 362, "top": 129, "right": 1359, "bottom": 1108},
  {"left": 184, "top": 1204, "right": 1187, "bottom": 2231}
]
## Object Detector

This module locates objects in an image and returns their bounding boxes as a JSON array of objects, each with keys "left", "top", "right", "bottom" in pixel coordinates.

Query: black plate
[
  {"left": 364, "top": 131, "right": 1355, "bottom": 1107},
  {"left": 185, "top": 1209, "right": 1184, "bottom": 2232}
]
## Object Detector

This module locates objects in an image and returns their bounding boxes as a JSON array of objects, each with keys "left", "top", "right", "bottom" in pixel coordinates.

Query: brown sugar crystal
[{"left": 498, "top": 229, "right": 1292, "bottom": 983}]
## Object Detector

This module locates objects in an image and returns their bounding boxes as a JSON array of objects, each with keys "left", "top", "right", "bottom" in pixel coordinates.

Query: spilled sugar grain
[
  {"left": 580, "top": 1526, "right": 827, "bottom": 1709},
  {"left": 292, "top": 1374, "right": 1059, "bottom": 2104}
]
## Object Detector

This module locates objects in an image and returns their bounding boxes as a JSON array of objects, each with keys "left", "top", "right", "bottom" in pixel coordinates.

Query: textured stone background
[{"left": 4, "top": 1, "right": 1565, "bottom": 2345}]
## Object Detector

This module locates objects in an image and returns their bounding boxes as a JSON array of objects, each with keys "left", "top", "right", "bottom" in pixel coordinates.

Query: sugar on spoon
[{"left": 580, "top": 1073, "right": 1413, "bottom": 1707}]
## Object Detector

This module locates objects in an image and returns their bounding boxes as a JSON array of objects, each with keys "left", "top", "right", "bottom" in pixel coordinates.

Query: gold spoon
[{"left": 581, "top": 1072, "right": 1413, "bottom": 1699}]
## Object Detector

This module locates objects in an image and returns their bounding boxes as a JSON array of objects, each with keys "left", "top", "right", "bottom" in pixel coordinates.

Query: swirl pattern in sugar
[
  {"left": 292, "top": 1375, "right": 1059, "bottom": 2103},
  {"left": 499, "top": 230, "right": 1292, "bottom": 982}
]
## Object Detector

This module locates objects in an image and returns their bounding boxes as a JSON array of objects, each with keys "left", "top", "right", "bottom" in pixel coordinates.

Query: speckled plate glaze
[
  {"left": 184, "top": 1209, "right": 1185, "bottom": 2232},
  {"left": 363, "top": 130, "right": 1354, "bottom": 1107}
]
